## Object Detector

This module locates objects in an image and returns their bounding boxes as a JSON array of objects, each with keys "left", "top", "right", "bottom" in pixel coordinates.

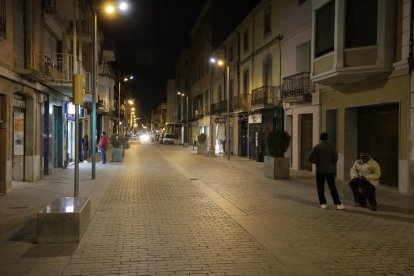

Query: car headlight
[{"left": 140, "top": 134, "right": 150, "bottom": 142}]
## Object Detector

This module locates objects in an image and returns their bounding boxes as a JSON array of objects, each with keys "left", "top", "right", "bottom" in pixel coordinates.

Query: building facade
[
  {"left": 0, "top": 0, "right": 116, "bottom": 194},
  {"left": 311, "top": 0, "right": 410, "bottom": 193}
]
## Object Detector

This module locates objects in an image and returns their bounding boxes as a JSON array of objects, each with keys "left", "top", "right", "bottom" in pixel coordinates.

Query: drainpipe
[{"left": 409, "top": 0, "right": 414, "bottom": 194}]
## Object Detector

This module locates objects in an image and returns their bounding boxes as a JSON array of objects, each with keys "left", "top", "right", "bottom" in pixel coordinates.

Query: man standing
[
  {"left": 97, "top": 131, "right": 108, "bottom": 164},
  {"left": 348, "top": 152, "right": 381, "bottom": 211},
  {"left": 309, "top": 132, "right": 345, "bottom": 210}
]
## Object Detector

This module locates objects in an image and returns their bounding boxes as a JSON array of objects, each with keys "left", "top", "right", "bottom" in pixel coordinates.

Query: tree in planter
[
  {"left": 197, "top": 133, "right": 207, "bottom": 154},
  {"left": 264, "top": 129, "right": 291, "bottom": 179},
  {"left": 110, "top": 134, "right": 125, "bottom": 162}
]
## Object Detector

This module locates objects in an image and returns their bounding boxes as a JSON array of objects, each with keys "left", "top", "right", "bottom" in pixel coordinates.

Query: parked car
[{"left": 162, "top": 133, "right": 175, "bottom": 144}]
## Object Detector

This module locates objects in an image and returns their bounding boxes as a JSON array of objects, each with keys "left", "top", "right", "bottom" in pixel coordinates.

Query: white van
[{"left": 162, "top": 133, "right": 175, "bottom": 144}]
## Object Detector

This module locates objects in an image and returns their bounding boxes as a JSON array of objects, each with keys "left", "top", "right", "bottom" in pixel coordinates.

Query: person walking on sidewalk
[
  {"left": 348, "top": 152, "right": 381, "bottom": 211},
  {"left": 97, "top": 131, "right": 108, "bottom": 164},
  {"left": 308, "top": 132, "right": 345, "bottom": 210}
]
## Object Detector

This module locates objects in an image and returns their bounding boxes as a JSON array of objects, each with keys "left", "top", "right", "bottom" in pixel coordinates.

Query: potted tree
[
  {"left": 110, "top": 134, "right": 125, "bottom": 162},
  {"left": 197, "top": 133, "right": 207, "bottom": 154},
  {"left": 264, "top": 129, "right": 291, "bottom": 179}
]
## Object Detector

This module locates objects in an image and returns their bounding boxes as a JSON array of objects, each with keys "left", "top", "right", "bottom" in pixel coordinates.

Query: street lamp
[
  {"left": 177, "top": 92, "right": 189, "bottom": 145},
  {"left": 210, "top": 57, "right": 230, "bottom": 161},
  {"left": 92, "top": 1, "right": 129, "bottom": 179},
  {"left": 118, "top": 75, "right": 134, "bottom": 136}
]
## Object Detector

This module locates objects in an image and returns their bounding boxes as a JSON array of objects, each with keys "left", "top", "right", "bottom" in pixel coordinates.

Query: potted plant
[
  {"left": 264, "top": 129, "right": 291, "bottom": 179},
  {"left": 197, "top": 133, "right": 207, "bottom": 154},
  {"left": 110, "top": 134, "right": 125, "bottom": 162}
]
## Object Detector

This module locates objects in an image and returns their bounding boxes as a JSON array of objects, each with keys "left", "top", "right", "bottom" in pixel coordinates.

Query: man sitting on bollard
[{"left": 348, "top": 152, "right": 381, "bottom": 211}]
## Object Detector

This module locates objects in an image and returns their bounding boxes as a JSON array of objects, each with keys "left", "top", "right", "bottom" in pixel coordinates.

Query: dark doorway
[
  {"left": 239, "top": 120, "right": 248, "bottom": 157},
  {"left": 43, "top": 101, "right": 49, "bottom": 175},
  {"left": 53, "top": 105, "right": 63, "bottom": 168},
  {"left": 300, "top": 113, "right": 313, "bottom": 171},
  {"left": 358, "top": 103, "right": 398, "bottom": 187}
]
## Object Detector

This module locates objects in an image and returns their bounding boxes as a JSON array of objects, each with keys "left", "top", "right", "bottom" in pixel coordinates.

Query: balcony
[
  {"left": 311, "top": 1, "right": 395, "bottom": 86},
  {"left": 42, "top": 53, "right": 92, "bottom": 98},
  {"left": 233, "top": 94, "right": 250, "bottom": 113},
  {"left": 210, "top": 103, "right": 221, "bottom": 115},
  {"left": 251, "top": 86, "right": 276, "bottom": 110},
  {"left": 97, "top": 99, "right": 108, "bottom": 113},
  {"left": 281, "top": 72, "right": 315, "bottom": 103}
]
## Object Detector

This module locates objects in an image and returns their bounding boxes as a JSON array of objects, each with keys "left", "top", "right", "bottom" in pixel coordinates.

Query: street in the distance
[{"left": 0, "top": 143, "right": 413, "bottom": 275}]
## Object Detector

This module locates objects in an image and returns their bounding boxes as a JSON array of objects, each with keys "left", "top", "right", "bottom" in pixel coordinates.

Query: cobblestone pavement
[{"left": 1, "top": 143, "right": 414, "bottom": 275}]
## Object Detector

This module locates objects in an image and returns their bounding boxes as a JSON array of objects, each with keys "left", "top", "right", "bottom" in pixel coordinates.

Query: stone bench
[{"left": 36, "top": 197, "right": 91, "bottom": 243}]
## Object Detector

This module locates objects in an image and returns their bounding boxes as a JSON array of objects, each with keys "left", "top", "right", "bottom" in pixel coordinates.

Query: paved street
[{"left": 1, "top": 142, "right": 414, "bottom": 275}]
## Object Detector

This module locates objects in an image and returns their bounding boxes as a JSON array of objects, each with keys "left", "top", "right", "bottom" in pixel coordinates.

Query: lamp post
[
  {"left": 210, "top": 58, "right": 230, "bottom": 161},
  {"left": 177, "top": 92, "right": 188, "bottom": 145},
  {"left": 92, "top": 1, "right": 129, "bottom": 179},
  {"left": 118, "top": 75, "right": 134, "bottom": 136}
]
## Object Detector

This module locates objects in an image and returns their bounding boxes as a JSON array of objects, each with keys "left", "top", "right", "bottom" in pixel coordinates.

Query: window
[
  {"left": 296, "top": 41, "right": 311, "bottom": 72},
  {"left": 263, "top": 57, "right": 272, "bottom": 87},
  {"left": 184, "top": 59, "right": 189, "bottom": 67},
  {"left": 229, "top": 47, "right": 233, "bottom": 62},
  {"left": 264, "top": 6, "right": 271, "bottom": 35},
  {"left": 243, "top": 29, "right": 249, "bottom": 52},
  {"left": 315, "top": 1, "right": 334, "bottom": 57},
  {"left": 298, "top": 0, "right": 306, "bottom": 5},
  {"left": 345, "top": 0, "right": 377, "bottom": 48},
  {"left": 243, "top": 70, "right": 249, "bottom": 94},
  {"left": 0, "top": 0, "right": 6, "bottom": 40}
]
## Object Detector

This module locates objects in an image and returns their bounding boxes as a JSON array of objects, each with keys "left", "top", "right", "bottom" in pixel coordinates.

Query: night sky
[{"left": 100, "top": 0, "right": 204, "bottom": 117}]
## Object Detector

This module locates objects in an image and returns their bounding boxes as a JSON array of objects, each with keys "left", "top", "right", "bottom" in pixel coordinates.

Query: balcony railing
[
  {"left": 281, "top": 72, "right": 315, "bottom": 102},
  {"left": 233, "top": 94, "right": 250, "bottom": 111},
  {"left": 251, "top": 86, "right": 276, "bottom": 106},
  {"left": 42, "top": 53, "right": 76, "bottom": 83},
  {"left": 210, "top": 103, "right": 221, "bottom": 114}
]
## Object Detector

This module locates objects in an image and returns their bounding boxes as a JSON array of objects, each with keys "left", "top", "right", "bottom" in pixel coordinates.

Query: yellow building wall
[{"left": 320, "top": 68, "right": 409, "bottom": 160}]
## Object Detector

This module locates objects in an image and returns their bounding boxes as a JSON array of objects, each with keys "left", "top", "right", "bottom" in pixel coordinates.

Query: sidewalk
[
  {"left": 0, "top": 161, "right": 119, "bottom": 239},
  {"left": 2, "top": 146, "right": 414, "bottom": 239}
]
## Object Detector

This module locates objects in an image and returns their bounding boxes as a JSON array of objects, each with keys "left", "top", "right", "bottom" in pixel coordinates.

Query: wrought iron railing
[
  {"left": 210, "top": 103, "right": 221, "bottom": 114},
  {"left": 251, "top": 86, "right": 275, "bottom": 105},
  {"left": 281, "top": 72, "right": 315, "bottom": 98},
  {"left": 233, "top": 94, "right": 250, "bottom": 111}
]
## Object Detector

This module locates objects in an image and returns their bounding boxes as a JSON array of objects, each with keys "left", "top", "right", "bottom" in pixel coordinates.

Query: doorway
[
  {"left": 358, "top": 103, "right": 398, "bottom": 187},
  {"left": 300, "top": 113, "right": 313, "bottom": 171},
  {"left": 12, "top": 94, "right": 26, "bottom": 181}
]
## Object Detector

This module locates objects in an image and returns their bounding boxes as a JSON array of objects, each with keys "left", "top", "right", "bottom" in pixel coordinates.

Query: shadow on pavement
[{"left": 22, "top": 243, "right": 78, "bottom": 258}]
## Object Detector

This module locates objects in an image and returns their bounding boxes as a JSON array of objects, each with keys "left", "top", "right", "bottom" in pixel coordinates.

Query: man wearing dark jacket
[{"left": 308, "top": 132, "right": 345, "bottom": 209}]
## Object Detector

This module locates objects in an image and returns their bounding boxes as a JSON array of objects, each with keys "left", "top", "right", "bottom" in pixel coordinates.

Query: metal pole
[
  {"left": 186, "top": 96, "right": 189, "bottom": 145},
  {"left": 91, "top": 12, "right": 97, "bottom": 179},
  {"left": 118, "top": 76, "right": 121, "bottom": 135},
  {"left": 73, "top": 0, "right": 79, "bottom": 196},
  {"left": 226, "top": 65, "right": 230, "bottom": 161}
]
